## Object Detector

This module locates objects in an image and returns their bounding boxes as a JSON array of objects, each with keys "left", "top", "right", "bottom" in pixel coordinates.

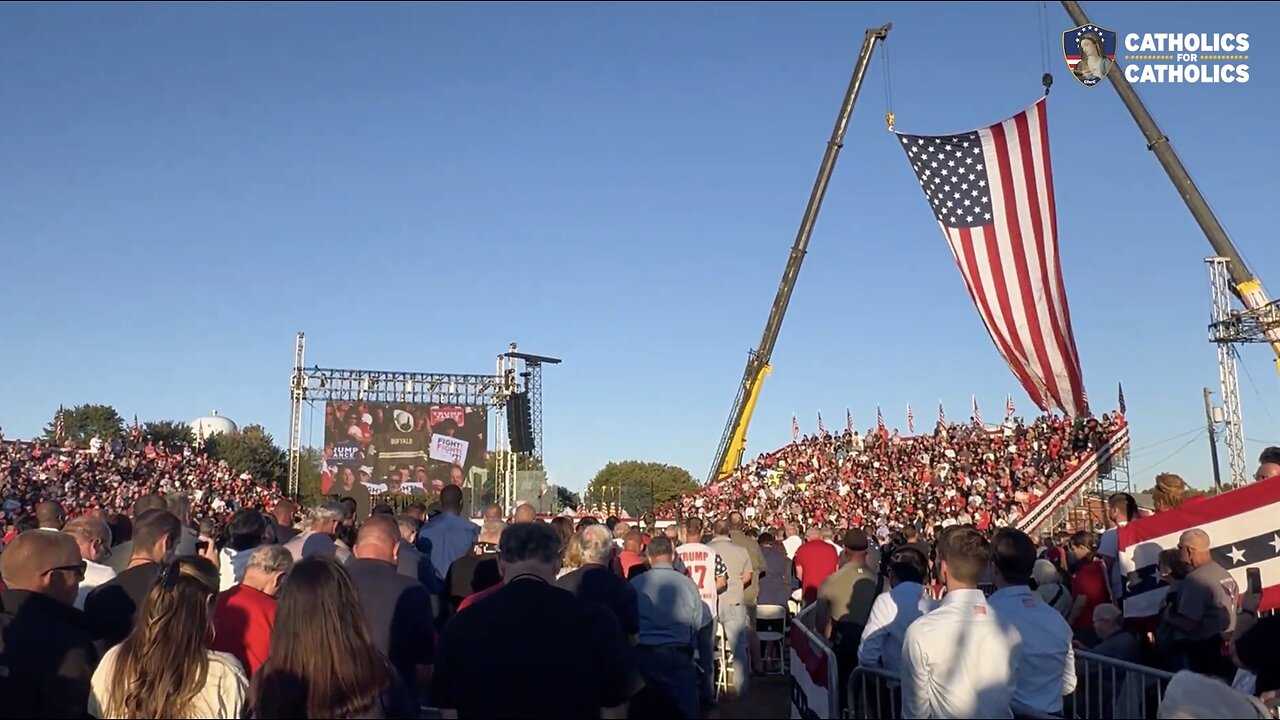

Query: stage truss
[{"left": 287, "top": 333, "right": 557, "bottom": 511}]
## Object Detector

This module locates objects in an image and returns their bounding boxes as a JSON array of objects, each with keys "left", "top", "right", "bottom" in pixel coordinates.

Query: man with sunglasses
[{"left": 0, "top": 529, "right": 98, "bottom": 718}]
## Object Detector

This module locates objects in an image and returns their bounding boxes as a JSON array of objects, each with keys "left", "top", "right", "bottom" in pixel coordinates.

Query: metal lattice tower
[
  {"left": 1206, "top": 258, "right": 1248, "bottom": 487},
  {"left": 287, "top": 332, "right": 306, "bottom": 498}
]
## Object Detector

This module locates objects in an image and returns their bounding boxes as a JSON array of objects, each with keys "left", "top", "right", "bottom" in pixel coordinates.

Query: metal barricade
[
  {"left": 842, "top": 650, "right": 1174, "bottom": 719},
  {"left": 790, "top": 604, "right": 841, "bottom": 719}
]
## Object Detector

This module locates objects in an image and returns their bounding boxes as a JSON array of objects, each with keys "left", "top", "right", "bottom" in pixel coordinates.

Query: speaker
[{"left": 506, "top": 391, "right": 535, "bottom": 453}]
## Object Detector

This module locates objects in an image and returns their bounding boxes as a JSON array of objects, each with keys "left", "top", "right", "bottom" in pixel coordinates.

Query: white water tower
[{"left": 190, "top": 410, "right": 238, "bottom": 442}]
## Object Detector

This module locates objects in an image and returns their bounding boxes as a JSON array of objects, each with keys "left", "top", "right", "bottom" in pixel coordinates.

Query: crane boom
[
  {"left": 706, "top": 23, "right": 891, "bottom": 484},
  {"left": 1061, "top": 2, "right": 1280, "bottom": 369}
]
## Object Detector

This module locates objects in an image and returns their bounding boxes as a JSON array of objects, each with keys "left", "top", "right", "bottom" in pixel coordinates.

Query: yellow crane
[{"left": 706, "top": 23, "right": 891, "bottom": 483}]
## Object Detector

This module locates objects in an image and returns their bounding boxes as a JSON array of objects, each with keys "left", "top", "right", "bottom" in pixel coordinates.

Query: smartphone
[{"left": 1247, "top": 567, "right": 1262, "bottom": 595}]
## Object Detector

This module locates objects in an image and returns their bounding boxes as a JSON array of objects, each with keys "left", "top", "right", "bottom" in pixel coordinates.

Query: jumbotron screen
[{"left": 321, "top": 401, "right": 487, "bottom": 515}]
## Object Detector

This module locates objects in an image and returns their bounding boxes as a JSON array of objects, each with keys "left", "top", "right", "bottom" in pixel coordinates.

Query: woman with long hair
[
  {"left": 250, "top": 556, "right": 415, "bottom": 719},
  {"left": 89, "top": 556, "right": 248, "bottom": 718}
]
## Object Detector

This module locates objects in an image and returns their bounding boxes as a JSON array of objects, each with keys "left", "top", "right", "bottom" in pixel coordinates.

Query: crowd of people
[
  {"left": 0, "top": 437, "right": 286, "bottom": 545},
  {"left": 673, "top": 412, "right": 1127, "bottom": 535}
]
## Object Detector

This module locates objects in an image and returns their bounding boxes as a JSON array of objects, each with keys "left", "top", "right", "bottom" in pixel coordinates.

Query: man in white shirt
[
  {"left": 859, "top": 546, "right": 936, "bottom": 677},
  {"left": 901, "top": 527, "right": 1021, "bottom": 719},
  {"left": 1096, "top": 493, "right": 1138, "bottom": 605},
  {"left": 987, "top": 528, "right": 1076, "bottom": 715},
  {"left": 61, "top": 515, "right": 116, "bottom": 610},
  {"left": 781, "top": 523, "right": 803, "bottom": 559},
  {"left": 676, "top": 527, "right": 728, "bottom": 707}
]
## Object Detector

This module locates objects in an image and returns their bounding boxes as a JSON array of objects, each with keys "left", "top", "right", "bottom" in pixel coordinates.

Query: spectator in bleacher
[
  {"left": 901, "top": 528, "right": 1021, "bottom": 719},
  {"left": 417, "top": 485, "right": 478, "bottom": 585},
  {"left": 988, "top": 528, "right": 1076, "bottom": 716},
  {"left": 250, "top": 556, "right": 417, "bottom": 718},
  {"left": 346, "top": 515, "right": 436, "bottom": 703},
  {"left": 90, "top": 557, "right": 248, "bottom": 719},
  {"left": 432, "top": 522, "right": 633, "bottom": 719},
  {"left": 0, "top": 530, "right": 98, "bottom": 718},
  {"left": 793, "top": 527, "right": 839, "bottom": 605},
  {"left": 859, "top": 546, "right": 935, "bottom": 678},
  {"left": 211, "top": 544, "right": 292, "bottom": 677},
  {"left": 84, "top": 508, "right": 181, "bottom": 648},
  {"left": 61, "top": 514, "right": 115, "bottom": 610},
  {"left": 631, "top": 535, "right": 702, "bottom": 718},
  {"left": 1166, "top": 528, "right": 1238, "bottom": 679},
  {"left": 1098, "top": 492, "right": 1138, "bottom": 606}
]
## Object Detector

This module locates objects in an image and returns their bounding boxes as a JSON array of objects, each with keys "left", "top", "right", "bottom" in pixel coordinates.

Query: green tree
[
  {"left": 295, "top": 447, "right": 325, "bottom": 508},
  {"left": 585, "top": 461, "right": 698, "bottom": 516},
  {"left": 205, "top": 424, "right": 288, "bottom": 492},
  {"left": 143, "top": 420, "right": 195, "bottom": 448},
  {"left": 555, "top": 485, "right": 581, "bottom": 512},
  {"left": 43, "top": 404, "right": 124, "bottom": 445}
]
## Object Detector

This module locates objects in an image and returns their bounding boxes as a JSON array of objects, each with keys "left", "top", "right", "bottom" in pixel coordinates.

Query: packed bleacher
[{"left": 673, "top": 412, "right": 1128, "bottom": 533}]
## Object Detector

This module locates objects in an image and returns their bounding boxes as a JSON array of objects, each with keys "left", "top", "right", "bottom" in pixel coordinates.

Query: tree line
[{"left": 28, "top": 404, "right": 700, "bottom": 515}]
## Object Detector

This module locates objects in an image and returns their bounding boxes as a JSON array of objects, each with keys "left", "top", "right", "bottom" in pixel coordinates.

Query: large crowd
[
  {"left": 1, "top": 420, "right": 1278, "bottom": 720},
  {"left": 674, "top": 412, "right": 1127, "bottom": 533}
]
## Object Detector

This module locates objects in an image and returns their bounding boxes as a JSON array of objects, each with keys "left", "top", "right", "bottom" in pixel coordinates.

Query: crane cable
[
  {"left": 1039, "top": 2, "right": 1054, "bottom": 95},
  {"left": 882, "top": 34, "right": 895, "bottom": 132}
]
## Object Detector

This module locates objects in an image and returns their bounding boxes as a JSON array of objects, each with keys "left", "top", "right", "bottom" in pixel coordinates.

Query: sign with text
[{"left": 429, "top": 434, "right": 470, "bottom": 466}]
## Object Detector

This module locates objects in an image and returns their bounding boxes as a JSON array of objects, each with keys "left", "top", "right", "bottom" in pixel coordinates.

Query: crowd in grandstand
[
  {"left": 0, "top": 437, "right": 286, "bottom": 546},
  {"left": 675, "top": 412, "right": 1127, "bottom": 533}
]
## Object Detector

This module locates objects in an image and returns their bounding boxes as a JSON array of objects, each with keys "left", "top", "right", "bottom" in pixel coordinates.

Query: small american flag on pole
[
  {"left": 791, "top": 415, "right": 799, "bottom": 443},
  {"left": 846, "top": 408, "right": 854, "bottom": 435},
  {"left": 1118, "top": 382, "right": 1127, "bottom": 415},
  {"left": 972, "top": 395, "right": 983, "bottom": 426},
  {"left": 938, "top": 401, "right": 946, "bottom": 427},
  {"left": 817, "top": 411, "right": 826, "bottom": 437},
  {"left": 55, "top": 405, "right": 66, "bottom": 443},
  {"left": 876, "top": 405, "right": 886, "bottom": 434},
  {"left": 895, "top": 98, "right": 1088, "bottom": 418},
  {"left": 1005, "top": 393, "right": 1015, "bottom": 419},
  {"left": 906, "top": 404, "right": 915, "bottom": 434}
]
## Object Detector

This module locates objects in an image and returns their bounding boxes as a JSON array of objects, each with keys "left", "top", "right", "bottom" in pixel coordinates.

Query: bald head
[
  {"left": 1178, "top": 528, "right": 1213, "bottom": 569},
  {"left": 1, "top": 530, "right": 80, "bottom": 604},
  {"left": 623, "top": 530, "right": 643, "bottom": 554},
  {"left": 272, "top": 499, "right": 298, "bottom": 526},
  {"left": 35, "top": 501, "right": 65, "bottom": 529},
  {"left": 513, "top": 504, "right": 538, "bottom": 524},
  {"left": 354, "top": 515, "right": 401, "bottom": 563}
]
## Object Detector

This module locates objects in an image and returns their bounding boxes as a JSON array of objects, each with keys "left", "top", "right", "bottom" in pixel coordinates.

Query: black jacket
[{"left": 0, "top": 589, "right": 99, "bottom": 719}]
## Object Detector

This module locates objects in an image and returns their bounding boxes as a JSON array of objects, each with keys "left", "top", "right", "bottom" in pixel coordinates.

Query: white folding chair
[{"left": 755, "top": 603, "right": 788, "bottom": 675}]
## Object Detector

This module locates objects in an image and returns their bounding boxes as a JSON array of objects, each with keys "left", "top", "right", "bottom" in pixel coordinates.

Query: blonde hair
[
  {"left": 1153, "top": 473, "right": 1188, "bottom": 512},
  {"left": 106, "top": 556, "right": 220, "bottom": 718}
]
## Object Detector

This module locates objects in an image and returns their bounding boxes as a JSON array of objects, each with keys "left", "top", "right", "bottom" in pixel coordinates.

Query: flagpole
[{"left": 1203, "top": 387, "right": 1224, "bottom": 493}]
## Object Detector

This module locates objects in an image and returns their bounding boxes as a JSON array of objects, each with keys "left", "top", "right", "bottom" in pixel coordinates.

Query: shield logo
[{"left": 1063, "top": 24, "right": 1118, "bottom": 87}]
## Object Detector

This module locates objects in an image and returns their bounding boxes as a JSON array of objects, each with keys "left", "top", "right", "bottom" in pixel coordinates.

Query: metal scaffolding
[{"left": 1206, "top": 258, "right": 1249, "bottom": 487}]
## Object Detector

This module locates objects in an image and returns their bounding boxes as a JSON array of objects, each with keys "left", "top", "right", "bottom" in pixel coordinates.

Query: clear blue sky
[{"left": 3, "top": 2, "right": 1278, "bottom": 494}]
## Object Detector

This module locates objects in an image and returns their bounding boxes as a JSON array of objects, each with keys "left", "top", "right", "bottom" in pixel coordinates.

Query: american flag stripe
[
  {"left": 899, "top": 98, "right": 1088, "bottom": 417},
  {"left": 906, "top": 404, "right": 915, "bottom": 434},
  {"left": 1119, "top": 475, "right": 1280, "bottom": 617}
]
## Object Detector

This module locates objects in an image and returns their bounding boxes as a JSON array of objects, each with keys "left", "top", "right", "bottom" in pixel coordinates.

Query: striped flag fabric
[
  {"left": 938, "top": 401, "right": 946, "bottom": 427},
  {"left": 817, "top": 412, "right": 826, "bottom": 436},
  {"left": 55, "top": 405, "right": 66, "bottom": 442},
  {"left": 896, "top": 97, "right": 1088, "bottom": 418},
  {"left": 876, "top": 405, "right": 886, "bottom": 434},
  {"left": 791, "top": 415, "right": 799, "bottom": 443},
  {"left": 906, "top": 404, "right": 915, "bottom": 434},
  {"left": 846, "top": 408, "right": 854, "bottom": 435},
  {"left": 1005, "top": 393, "right": 1015, "bottom": 419},
  {"left": 1118, "top": 382, "right": 1127, "bottom": 415},
  {"left": 972, "top": 395, "right": 983, "bottom": 426},
  {"left": 1118, "top": 475, "right": 1280, "bottom": 617}
]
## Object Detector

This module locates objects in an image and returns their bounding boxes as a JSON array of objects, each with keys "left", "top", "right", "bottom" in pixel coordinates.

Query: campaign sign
[
  {"left": 331, "top": 441, "right": 362, "bottom": 465},
  {"left": 430, "top": 435, "right": 470, "bottom": 466}
]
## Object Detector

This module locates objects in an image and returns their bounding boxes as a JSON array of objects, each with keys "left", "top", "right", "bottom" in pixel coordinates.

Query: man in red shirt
[
  {"left": 212, "top": 544, "right": 292, "bottom": 676},
  {"left": 793, "top": 527, "right": 839, "bottom": 605},
  {"left": 617, "top": 531, "right": 648, "bottom": 580}
]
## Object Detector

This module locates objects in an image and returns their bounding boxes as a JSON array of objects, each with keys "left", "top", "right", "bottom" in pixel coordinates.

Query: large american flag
[
  {"left": 1118, "top": 475, "right": 1280, "bottom": 617},
  {"left": 896, "top": 98, "right": 1088, "bottom": 417}
]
